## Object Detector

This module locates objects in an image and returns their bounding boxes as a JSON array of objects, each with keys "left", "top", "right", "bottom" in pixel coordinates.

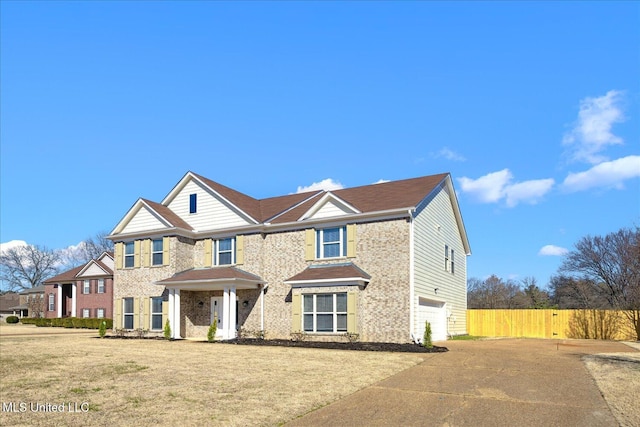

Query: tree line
[{"left": 468, "top": 226, "right": 639, "bottom": 340}]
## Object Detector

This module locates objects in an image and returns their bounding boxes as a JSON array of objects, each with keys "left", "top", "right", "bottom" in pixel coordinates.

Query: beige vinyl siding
[
  {"left": 413, "top": 184, "right": 467, "bottom": 337},
  {"left": 309, "top": 200, "right": 353, "bottom": 219},
  {"left": 121, "top": 206, "right": 168, "bottom": 234},
  {"left": 167, "top": 180, "right": 251, "bottom": 231},
  {"left": 77, "top": 263, "right": 108, "bottom": 277}
]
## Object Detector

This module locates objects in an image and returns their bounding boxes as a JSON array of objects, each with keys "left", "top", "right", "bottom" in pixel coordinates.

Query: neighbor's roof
[{"left": 0, "top": 293, "right": 20, "bottom": 312}]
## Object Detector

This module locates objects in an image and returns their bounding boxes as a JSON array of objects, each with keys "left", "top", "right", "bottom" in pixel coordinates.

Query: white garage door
[{"left": 417, "top": 298, "right": 447, "bottom": 342}]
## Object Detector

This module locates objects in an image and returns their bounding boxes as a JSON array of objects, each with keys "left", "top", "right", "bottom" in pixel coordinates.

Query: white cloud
[
  {"left": 0, "top": 240, "right": 28, "bottom": 253},
  {"left": 504, "top": 178, "right": 555, "bottom": 208},
  {"left": 296, "top": 178, "right": 344, "bottom": 193},
  {"left": 562, "top": 155, "right": 640, "bottom": 192},
  {"left": 458, "top": 169, "right": 513, "bottom": 203},
  {"left": 563, "top": 90, "right": 625, "bottom": 164},
  {"left": 458, "top": 169, "right": 555, "bottom": 207},
  {"left": 431, "top": 147, "right": 466, "bottom": 162},
  {"left": 538, "top": 245, "right": 569, "bottom": 256},
  {"left": 373, "top": 179, "right": 390, "bottom": 184}
]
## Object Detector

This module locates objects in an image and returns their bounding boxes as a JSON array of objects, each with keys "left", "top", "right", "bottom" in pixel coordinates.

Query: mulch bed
[{"left": 216, "top": 338, "right": 448, "bottom": 353}]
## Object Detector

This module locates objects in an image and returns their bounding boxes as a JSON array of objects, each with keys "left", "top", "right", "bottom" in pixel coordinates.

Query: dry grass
[
  {"left": 584, "top": 345, "right": 640, "bottom": 427},
  {"left": 0, "top": 324, "right": 423, "bottom": 426}
]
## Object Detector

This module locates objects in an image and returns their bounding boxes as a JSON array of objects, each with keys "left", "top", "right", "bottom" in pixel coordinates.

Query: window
[
  {"left": 96, "top": 308, "right": 105, "bottom": 319},
  {"left": 214, "top": 238, "right": 235, "bottom": 265},
  {"left": 151, "top": 297, "right": 163, "bottom": 330},
  {"left": 83, "top": 280, "right": 91, "bottom": 294},
  {"left": 316, "top": 227, "right": 346, "bottom": 259},
  {"left": 451, "top": 249, "right": 455, "bottom": 274},
  {"left": 48, "top": 293, "right": 55, "bottom": 312},
  {"left": 124, "top": 242, "right": 135, "bottom": 268},
  {"left": 98, "top": 279, "right": 105, "bottom": 294},
  {"left": 189, "top": 193, "right": 197, "bottom": 214},
  {"left": 303, "top": 293, "right": 347, "bottom": 333},
  {"left": 123, "top": 298, "right": 134, "bottom": 329},
  {"left": 445, "top": 245, "right": 455, "bottom": 274},
  {"left": 82, "top": 308, "right": 90, "bottom": 318},
  {"left": 152, "top": 239, "right": 164, "bottom": 266}
]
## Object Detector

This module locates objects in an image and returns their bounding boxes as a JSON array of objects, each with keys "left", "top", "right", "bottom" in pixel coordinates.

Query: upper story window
[
  {"left": 316, "top": 227, "right": 346, "bottom": 259},
  {"left": 445, "top": 245, "right": 455, "bottom": 274},
  {"left": 152, "top": 239, "right": 164, "bottom": 266},
  {"left": 83, "top": 280, "right": 91, "bottom": 294},
  {"left": 215, "top": 238, "right": 235, "bottom": 265},
  {"left": 124, "top": 242, "right": 135, "bottom": 268},
  {"left": 189, "top": 193, "right": 197, "bottom": 214},
  {"left": 98, "top": 279, "right": 105, "bottom": 294}
]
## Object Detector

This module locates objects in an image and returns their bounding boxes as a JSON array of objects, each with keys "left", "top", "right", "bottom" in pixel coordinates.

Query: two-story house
[
  {"left": 108, "top": 171, "right": 470, "bottom": 343},
  {"left": 43, "top": 252, "right": 114, "bottom": 319}
]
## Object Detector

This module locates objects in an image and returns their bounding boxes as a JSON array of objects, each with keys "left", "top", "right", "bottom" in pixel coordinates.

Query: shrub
[
  {"left": 423, "top": 321, "right": 433, "bottom": 349},
  {"left": 6, "top": 316, "right": 19, "bottom": 324},
  {"left": 163, "top": 319, "right": 172, "bottom": 340},
  {"left": 19, "top": 317, "right": 36, "bottom": 324},
  {"left": 99, "top": 321, "right": 107, "bottom": 338},
  {"left": 62, "top": 318, "right": 74, "bottom": 328},
  {"left": 207, "top": 318, "right": 217, "bottom": 342}
]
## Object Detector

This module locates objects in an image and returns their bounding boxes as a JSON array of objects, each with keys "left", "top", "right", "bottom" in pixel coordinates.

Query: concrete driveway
[{"left": 287, "top": 339, "right": 638, "bottom": 426}]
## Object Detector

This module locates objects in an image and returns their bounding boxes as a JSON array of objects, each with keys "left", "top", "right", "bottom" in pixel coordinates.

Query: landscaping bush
[
  {"left": 19, "top": 317, "right": 36, "bottom": 324},
  {"left": 207, "top": 318, "right": 217, "bottom": 342},
  {"left": 164, "top": 319, "right": 172, "bottom": 340},
  {"left": 6, "top": 316, "right": 19, "bottom": 324},
  {"left": 99, "top": 321, "right": 107, "bottom": 338},
  {"left": 423, "top": 321, "right": 433, "bottom": 349}
]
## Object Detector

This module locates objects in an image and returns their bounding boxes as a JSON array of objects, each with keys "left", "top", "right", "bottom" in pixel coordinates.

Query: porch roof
[
  {"left": 284, "top": 262, "right": 371, "bottom": 287},
  {"left": 155, "top": 267, "right": 264, "bottom": 291}
]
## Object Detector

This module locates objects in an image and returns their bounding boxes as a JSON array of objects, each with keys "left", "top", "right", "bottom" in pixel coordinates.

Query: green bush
[
  {"left": 164, "top": 319, "right": 172, "bottom": 340},
  {"left": 6, "top": 316, "right": 19, "bottom": 324},
  {"left": 62, "top": 317, "right": 74, "bottom": 328},
  {"left": 423, "top": 321, "right": 433, "bottom": 349},
  {"left": 207, "top": 318, "right": 217, "bottom": 342},
  {"left": 99, "top": 321, "right": 107, "bottom": 338},
  {"left": 19, "top": 317, "right": 36, "bottom": 324}
]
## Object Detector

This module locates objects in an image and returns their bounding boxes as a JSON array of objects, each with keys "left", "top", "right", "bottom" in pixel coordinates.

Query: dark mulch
[{"left": 215, "top": 338, "right": 448, "bottom": 353}]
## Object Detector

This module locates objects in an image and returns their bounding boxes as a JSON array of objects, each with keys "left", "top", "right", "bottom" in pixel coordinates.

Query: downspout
[
  {"left": 408, "top": 209, "right": 415, "bottom": 342},
  {"left": 260, "top": 284, "right": 265, "bottom": 332}
]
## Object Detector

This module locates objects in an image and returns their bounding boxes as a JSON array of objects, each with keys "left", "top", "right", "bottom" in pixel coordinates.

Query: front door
[{"left": 210, "top": 297, "right": 223, "bottom": 337}]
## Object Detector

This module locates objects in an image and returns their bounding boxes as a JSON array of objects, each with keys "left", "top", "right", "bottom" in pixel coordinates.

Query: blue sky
[{"left": 1, "top": 1, "right": 639, "bottom": 288}]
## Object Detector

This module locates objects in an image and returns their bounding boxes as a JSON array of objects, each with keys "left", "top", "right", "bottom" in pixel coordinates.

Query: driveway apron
[{"left": 286, "top": 338, "right": 637, "bottom": 426}]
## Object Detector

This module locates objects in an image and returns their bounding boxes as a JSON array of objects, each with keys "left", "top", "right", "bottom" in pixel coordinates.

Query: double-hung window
[
  {"left": 124, "top": 242, "right": 135, "bottom": 268},
  {"left": 444, "top": 245, "right": 455, "bottom": 274},
  {"left": 303, "top": 293, "right": 347, "bottom": 333},
  {"left": 83, "top": 280, "right": 91, "bottom": 294},
  {"left": 98, "top": 279, "right": 105, "bottom": 293},
  {"left": 48, "top": 293, "right": 55, "bottom": 312},
  {"left": 152, "top": 239, "right": 164, "bottom": 266},
  {"left": 151, "top": 297, "right": 163, "bottom": 330},
  {"left": 316, "top": 227, "right": 346, "bottom": 259},
  {"left": 214, "top": 238, "right": 235, "bottom": 265},
  {"left": 123, "top": 298, "right": 134, "bottom": 329},
  {"left": 82, "top": 308, "right": 90, "bottom": 318},
  {"left": 96, "top": 308, "right": 105, "bottom": 319}
]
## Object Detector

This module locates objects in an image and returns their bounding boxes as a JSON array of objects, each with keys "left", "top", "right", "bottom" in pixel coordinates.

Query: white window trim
[
  {"left": 98, "top": 279, "right": 105, "bottom": 294},
  {"left": 316, "top": 226, "right": 346, "bottom": 259},
  {"left": 214, "top": 237, "right": 236, "bottom": 266},
  {"left": 123, "top": 298, "right": 134, "bottom": 329},
  {"left": 124, "top": 242, "right": 135, "bottom": 268},
  {"left": 83, "top": 280, "right": 91, "bottom": 294},
  {"left": 82, "top": 308, "right": 90, "bottom": 318},
  {"left": 302, "top": 293, "right": 347, "bottom": 333},
  {"left": 150, "top": 297, "right": 163, "bottom": 330},
  {"left": 151, "top": 239, "right": 163, "bottom": 266},
  {"left": 48, "top": 294, "right": 55, "bottom": 312},
  {"left": 96, "top": 308, "right": 105, "bottom": 319}
]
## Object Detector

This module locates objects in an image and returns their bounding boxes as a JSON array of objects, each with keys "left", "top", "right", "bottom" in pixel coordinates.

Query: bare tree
[
  {"left": 0, "top": 245, "right": 60, "bottom": 291},
  {"left": 560, "top": 226, "right": 640, "bottom": 340},
  {"left": 468, "top": 275, "right": 522, "bottom": 308},
  {"left": 60, "top": 231, "right": 115, "bottom": 267}
]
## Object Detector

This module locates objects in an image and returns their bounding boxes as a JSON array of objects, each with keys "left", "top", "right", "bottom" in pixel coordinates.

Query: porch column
[
  {"left": 229, "top": 286, "right": 236, "bottom": 339},
  {"left": 173, "top": 289, "right": 181, "bottom": 339},
  {"left": 222, "top": 287, "right": 230, "bottom": 339},
  {"left": 71, "top": 284, "right": 77, "bottom": 317},
  {"left": 168, "top": 289, "right": 174, "bottom": 335},
  {"left": 57, "top": 285, "right": 62, "bottom": 318}
]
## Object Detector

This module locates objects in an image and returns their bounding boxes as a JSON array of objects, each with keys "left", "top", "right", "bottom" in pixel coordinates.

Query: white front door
[{"left": 211, "top": 297, "right": 223, "bottom": 336}]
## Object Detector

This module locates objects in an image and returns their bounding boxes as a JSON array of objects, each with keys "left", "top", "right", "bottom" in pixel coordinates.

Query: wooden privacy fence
[{"left": 467, "top": 309, "right": 637, "bottom": 340}]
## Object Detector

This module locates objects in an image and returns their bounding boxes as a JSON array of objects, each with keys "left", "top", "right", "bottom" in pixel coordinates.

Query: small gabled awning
[
  {"left": 284, "top": 262, "right": 371, "bottom": 288},
  {"left": 155, "top": 267, "right": 264, "bottom": 291}
]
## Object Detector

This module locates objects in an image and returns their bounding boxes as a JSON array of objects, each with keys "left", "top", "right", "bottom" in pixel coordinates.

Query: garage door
[{"left": 417, "top": 298, "right": 447, "bottom": 342}]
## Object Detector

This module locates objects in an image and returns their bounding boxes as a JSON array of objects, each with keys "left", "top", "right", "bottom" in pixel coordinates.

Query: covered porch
[{"left": 156, "top": 267, "right": 265, "bottom": 340}]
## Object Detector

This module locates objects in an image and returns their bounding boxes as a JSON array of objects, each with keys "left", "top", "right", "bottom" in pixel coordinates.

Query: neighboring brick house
[
  {"left": 8, "top": 286, "right": 46, "bottom": 318},
  {"left": 108, "top": 171, "right": 470, "bottom": 343},
  {"left": 0, "top": 292, "right": 21, "bottom": 321},
  {"left": 43, "top": 252, "right": 114, "bottom": 319}
]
